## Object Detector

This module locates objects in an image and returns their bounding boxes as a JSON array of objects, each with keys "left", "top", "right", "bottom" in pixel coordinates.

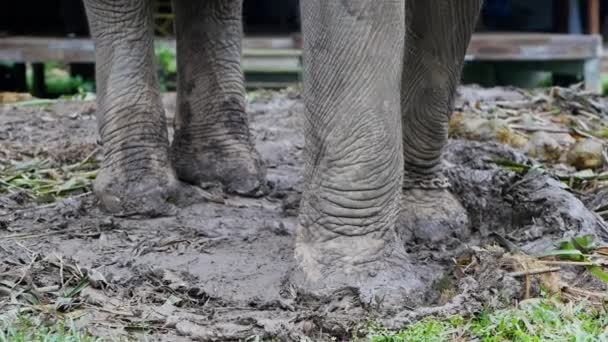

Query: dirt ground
[{"left": 1, "top": 86, "right": 608, "bottom": 341}]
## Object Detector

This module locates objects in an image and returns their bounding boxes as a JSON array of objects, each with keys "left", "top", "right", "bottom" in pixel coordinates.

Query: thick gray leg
[
  {"left": 84, "top": 0, "right": 181, "bottom": 216},
  {"left": 293, "top": 0, "right": 424, "bottom": 307},
  {"left": 399, "top": 0, "right": 482, "bottom": 246},
  {"left": 171, "top": 0, "right": 266, "bottom": 196}
]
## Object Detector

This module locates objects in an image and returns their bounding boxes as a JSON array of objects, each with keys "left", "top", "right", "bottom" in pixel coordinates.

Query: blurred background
[{"left": 0, "top": 0, "right": 606, "bottom": 97}]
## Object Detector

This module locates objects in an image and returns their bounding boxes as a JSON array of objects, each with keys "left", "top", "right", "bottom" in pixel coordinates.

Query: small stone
[
  {"left": 567, "top": 139, "right": 604, "bottom": 170},
  {"left": 88, "top": 269, "right": 108, "bottom": 289},
  {"left": 525, "top": 132, "right": 562, "bottom": 162},
  {"left": 450, "top": 115, "right": 515, "bottom": 146},
  {"left": 269, "top": 221, "right": 290, "bottom": 236},
  {"left": 300, "top": 320, "right": 315, "bottom": 335}
]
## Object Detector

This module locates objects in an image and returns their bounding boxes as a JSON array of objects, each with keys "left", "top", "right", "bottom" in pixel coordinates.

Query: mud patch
[{"left": 1, "top": 87, "right": 607, "bottom": 340}]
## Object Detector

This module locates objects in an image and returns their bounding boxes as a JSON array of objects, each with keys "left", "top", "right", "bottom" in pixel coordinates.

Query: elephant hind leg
[
  {"left": 399, "top": 0, "right": 482, "bottom": 247},
  {"left": 85, "top": 0, "right": 200, "bottom": 216},
  {"left": 170, "top": 0, "right": 266, "bottom": 196}
]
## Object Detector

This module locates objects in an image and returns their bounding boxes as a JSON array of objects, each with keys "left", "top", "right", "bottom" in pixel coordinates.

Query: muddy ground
[{"left": 1, "top": 86, "right": 608, "bottom": 341}]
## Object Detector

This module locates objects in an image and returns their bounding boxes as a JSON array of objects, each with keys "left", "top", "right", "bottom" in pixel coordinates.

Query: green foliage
[
  {"left": 0, "top": 153, "right": 98, "bottom": 204},
  {"left": 0, "top": 316, "right": 98, "bottom": 342},
  {"left": 155, "top": 47, "right": 176, "bottom": 75},
  {"left": 155, "top": 46, "right": 177, "bottom": 91},
  {"left": 367, "top": 298, "right": 608, "bottom": 342},
  {"left": 470, "top": 299, "right": 608, "bottom": 342},
  {"left": 541, "top": 235, "right": 608, "bottom": 285},
  {"left": 368, "top": 317, "right": 462, "bottom": 342},
  {"left": 602, "top": 74, "right": 608, "bottom": 96},
  {"left": 25, "top": 62, "right": 94, "bottom": 97}
]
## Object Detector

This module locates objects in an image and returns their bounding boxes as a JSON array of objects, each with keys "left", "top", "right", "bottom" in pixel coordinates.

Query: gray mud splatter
[{"left": 1, "top": 87, "right": 606, "bottom": 340}]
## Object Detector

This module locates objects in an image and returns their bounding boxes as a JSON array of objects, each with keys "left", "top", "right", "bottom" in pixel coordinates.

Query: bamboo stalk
[
  {"left": 508, "top": 267, "right": 561, "bottom": 277},
  {"left": 538, "top": 260, "right": 596, "bottom": 266}
]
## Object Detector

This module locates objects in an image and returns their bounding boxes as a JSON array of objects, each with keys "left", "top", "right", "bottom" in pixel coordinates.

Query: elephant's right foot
[
  {"left": 291, "top": 231, "right": 427, "bottom": 311},
  {"left": 171, "top": 126, "right": 267, "bottom": 197},
  {"left": 94, "top": 156, "right": 206, "bottom": 217}
]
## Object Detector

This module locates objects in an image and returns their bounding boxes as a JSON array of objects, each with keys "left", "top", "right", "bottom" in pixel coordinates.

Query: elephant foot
[
  {"left": 290, "top": 233, "right": 427, "bottom": 311},
  {"left": 94, "top": 164, "right": 208, "bottom": 217},
  {"left": 172, "top": 132, "right": 267, "bottom": 197},
  {"left": 398, "top": 188, "right": 470, "bottom": 247}
]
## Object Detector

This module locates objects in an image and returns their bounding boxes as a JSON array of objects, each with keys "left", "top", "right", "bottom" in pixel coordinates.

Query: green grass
[
  {"left": 0, "top": 315, "right": 98, "bottom": 342},
  {"left": 367, "top": 298, "right": 608, "bottom": 342},
  {"left": 368, "top": 317, "right": 462, "bottom": 342},
  {"left": 602, "top": 74, "right": 608, "bottom": 96}
]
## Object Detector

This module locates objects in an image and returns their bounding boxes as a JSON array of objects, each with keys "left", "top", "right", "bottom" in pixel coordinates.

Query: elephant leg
[
  {"left": 170, "top": 0, "right": 266, "bottom": 196},
  {"left": 84, "top": 0, "right": 184, "bottom": 216},
  {"left": 399, "top": 0, "right": 482, "bottom": 246},
  {"left": 293, "top": 0, "right": 424, "bottom": 306}
]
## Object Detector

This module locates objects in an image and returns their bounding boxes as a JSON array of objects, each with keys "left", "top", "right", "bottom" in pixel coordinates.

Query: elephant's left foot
[
  {"left": 171, "top": 130, "right": 267, "bottom": 197},
  {"left": 94, "top": 163, "right": 209, "bottom": 217},
  {"left": 398, "top": 188, "right": 470, "bottom": 247}
]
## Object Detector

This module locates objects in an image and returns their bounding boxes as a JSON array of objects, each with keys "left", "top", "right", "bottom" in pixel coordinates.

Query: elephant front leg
[
  {"left": 170, "top": 0, "right": 266, "bottom": 196},
  {"left": 293, "top": 1, "right": 425, "bottom": 308},
  {"left": 399, "top": 0, "right": 482, "bottom": 247},
  {"left": 85, "top": 0, "right": 187, "bottom": 216}
]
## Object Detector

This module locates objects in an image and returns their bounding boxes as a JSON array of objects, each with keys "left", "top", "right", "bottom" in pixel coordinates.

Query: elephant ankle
[{"left": 402, "top": 172, "right": 450, "bottom": 190}]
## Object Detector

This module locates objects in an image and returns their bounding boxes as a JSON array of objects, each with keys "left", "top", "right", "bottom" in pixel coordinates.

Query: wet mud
[{"left": 0, "top": 87, "right": 606, "bottom": 340}]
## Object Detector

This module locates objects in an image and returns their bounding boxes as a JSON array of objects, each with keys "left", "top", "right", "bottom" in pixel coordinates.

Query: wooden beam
[
  {"left": 31, "top": 63, "right": 46, "bottom": 98},
  {"left": 0, "top": 36, "right": 301, "bottom": 63},
  {"left": 0, "top": 34, "right": 601, "bottom": 64},
  {"left": 588, "top": 0, "right": 600, "bottom": 34},
  {"left": 465, "top": 33, "right": 601, "bottom": 61},
  {"left": 13, "top": 63, "right": 26, "bottom": 92}
]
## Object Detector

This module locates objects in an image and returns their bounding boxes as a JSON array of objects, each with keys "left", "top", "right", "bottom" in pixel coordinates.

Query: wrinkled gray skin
[{"left": 84, "top": 0, "right": 482, "bottom": 308}]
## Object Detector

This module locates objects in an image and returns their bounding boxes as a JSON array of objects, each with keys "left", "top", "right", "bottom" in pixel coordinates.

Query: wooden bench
[
  {"left": 0, "top": 36, "right": 300, "bottom": 62},
  {"left": 465, "top": 34, "right": 602, "bottom": 92},
  {"left": 0, "top": 33, "right": 603, "bottom": 93},
  {"left": 0, "top": 36, "right": 304, "bottom": 91}
]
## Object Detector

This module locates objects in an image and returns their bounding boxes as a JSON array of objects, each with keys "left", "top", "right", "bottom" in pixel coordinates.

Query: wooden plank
[
  {"left": 0, "top": 37, "right": 95, "bottom": 63},
  {"left": 465, "top": 33, "right": 601, "bottom": 61},
  {"left": 243, "top": 58, "right": 301, "bottom": 71},
  {"left": 0, "top": 36, "right": 301, "bottom": 63},
  {"left": 243, "top": 36, "right": 299, "bottom": 49},
  {"left": 155, "top": 36, "right": 299, "bottom": 50},
  {"left": 0, "top": 34, "right": 601, "bottom": 64},
  {"left": 243, "top": 48, "right": 301, "bottom": 57}
]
